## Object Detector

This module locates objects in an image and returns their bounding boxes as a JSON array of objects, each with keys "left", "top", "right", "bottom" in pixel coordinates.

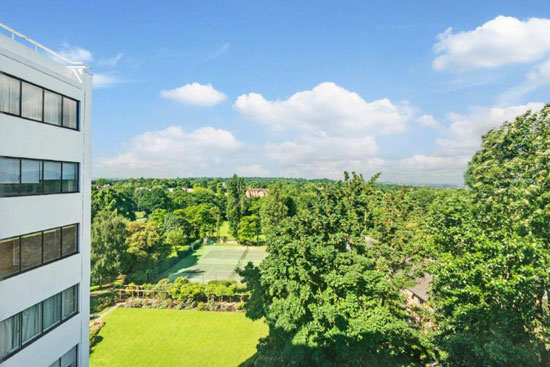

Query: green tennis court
[{"left": 163, "top": 246, "right": 267, "bottom": 283}]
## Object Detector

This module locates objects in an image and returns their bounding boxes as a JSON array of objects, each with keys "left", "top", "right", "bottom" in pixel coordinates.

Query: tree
[
  {"left": 184, "top": 204, "right": 216, "bottom": 239},
  {"left": 238, "top": 215, "right": 261, "bottom": 244},
  {"left": 260, "top": 182, "right": 290, "bottom": 236},
  {"left": 226, "top": 174, "right": 246, "bottom": 239},
  {"left": 125, "top": 221, "right": 169, "bottom": 273},
  {"left": 135, "top": 186, "right": 170, "bottom": 214},
  {"left": 164, "top": 228, "right": 187, "bottom": 252},
  {"left": 240, "top": 173, "right": 435, "bottom": 366},
  {"left": 430, "top": 105, "right": 550, "bottom": 366},
  {"left": 91, "top": 210, "right": 128, "bottom": 285},
  {"left": 92, "top": 186, "right": 137, "bottom": 221}
]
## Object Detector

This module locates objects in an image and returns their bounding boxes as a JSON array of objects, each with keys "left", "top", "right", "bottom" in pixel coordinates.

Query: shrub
[
  {"left": 89, "top": 320, "right": 105, "bottom": 349},
  {"left": 197, "top": 302, "right": 208, "bottom": 311},
  {"left": 90, "top": 292, "right": 117, "bottom": 314},
  {"left": 126, "top": 271, "right": 148, "bottom": 284}
]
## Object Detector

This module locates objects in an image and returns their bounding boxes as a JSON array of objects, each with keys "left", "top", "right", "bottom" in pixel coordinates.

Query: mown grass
[{"left": 90, "top": 308, "right": 267, "bottom": 367}]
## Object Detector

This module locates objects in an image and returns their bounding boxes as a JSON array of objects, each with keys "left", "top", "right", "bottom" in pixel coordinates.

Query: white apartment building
[{"left": 0, "top": 24, "right": 91, "bottom": 367}]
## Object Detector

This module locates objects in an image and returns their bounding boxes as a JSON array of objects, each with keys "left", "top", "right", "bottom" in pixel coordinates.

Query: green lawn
[
  {"left": 90, "top": 308, "right": 267, "bottom": 367},
  {"left": 219, "top": 221, "right": 235, "bottom": 240}
]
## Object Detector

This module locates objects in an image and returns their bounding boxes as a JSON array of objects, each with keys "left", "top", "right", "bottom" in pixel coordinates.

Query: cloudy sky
[{"left": 5, "top": 1, "right": 550, "bottom": 184}]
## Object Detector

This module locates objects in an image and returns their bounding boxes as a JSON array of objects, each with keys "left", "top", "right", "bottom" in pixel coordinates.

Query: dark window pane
[
  {"left": 43, "top": 293, "right": 61, "bottom": 330},
  {"left": 0, "top": 157, "right": 20, "bottom": 196},
  {"left": 62, "top": 286, "right": 78, "bottom": 319},
  {"left": 0, "top": 237, "right": 20, "bottom": 278},
  {"left": 60, "top": 345, "right": 77, "bottom": 367},
  {"left": 21, "top": 159, "right": 42, "bottom": 195},
  {"left": 0, "top": 315, "right": 21, "bottom": 358},
  {"left": 21, "top": 82, "right": 43, "bottom": 121},
  {"left": 44, "top": 90, "right": 62, "bottom": 125},
  {"left": 43, "top": 228, "right": 61, "bottom": 263},
  {"left": 62, "top": 163, "right": 78, "bottom": 193},
  {"left": 0, "top": 73, "right": 20, "bottom": 115},
  {"left": 43, "top": 161, "right": 61, "bottom": 194},
  {"left": 61, "top": 225, "right": 77, "bottom": 256},
  {"left": 62, "top": 98, "right": 77, "bottom": 129},
  {"left": 22, "top": 303, "right": 41, "bottom": 343},
  {"left": 21, "top": 232, "right": 42, "bottom": 270}
]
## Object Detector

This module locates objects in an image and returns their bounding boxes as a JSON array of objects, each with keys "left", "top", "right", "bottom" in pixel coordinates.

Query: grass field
[
  {"left": 90, "top": 308, "right": 267, "bottom": 367},
  {"left": 160, "top": 245, "right": 267, "bottom": 283},
  {"left": 219, "top": 221, "right": 235, "bottom": 240}
]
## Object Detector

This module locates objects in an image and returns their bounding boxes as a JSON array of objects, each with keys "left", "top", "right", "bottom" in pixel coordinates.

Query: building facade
[{"left": 0, "top": 25, "right": 91, "bottom": 367}]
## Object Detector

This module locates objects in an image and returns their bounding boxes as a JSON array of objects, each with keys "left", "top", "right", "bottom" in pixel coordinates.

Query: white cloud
[
  {"left": 433, "top": 16, "right": 550, "bottom": 71},
  {"left": 415, "top": 114, "right": 440, "bottom": 128},
  {"left": 265, "top": 133, "right": 382, "bottom": 179},
  {"left": 96, "top": 126, "right": 243, "bottom": 178},
  {"left": 93, "top": 74, "right": 121, "bottom": 89},
  {"left": 161, "top": 83, "right": 227, "bottom": 106},
  {"left": 236, "top": 164, "right": 269, "bottom": 177},
  {"left": 388, "top": 102, "right": 545, "bottom": 184},
  {"left": 234, "top": 82, "right": 414, "bottom": 134},
  {"left": 98, "top": 53, "right": 124, "bottom": 67},
  {"left": 59, "top": 44, "right": 93, "bottom": 63},
  {"left": 498, "top": 59, "right": 550, "bottom": 103}
]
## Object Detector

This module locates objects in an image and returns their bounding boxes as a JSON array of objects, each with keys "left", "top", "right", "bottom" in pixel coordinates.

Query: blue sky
[{"left": 4, "top": 1, "right": 550, "bottom": 184}]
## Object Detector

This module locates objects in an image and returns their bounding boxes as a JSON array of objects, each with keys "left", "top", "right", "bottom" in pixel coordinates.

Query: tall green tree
[
  {"left": 430, "top": 105, "right": 550, "bottom": 367},
  {"left": 92, "top": 186, "right": 137, "bottom": 220},
  {"left": 226, "top": 174, "right": 246, "bottom": 238},
  {"left": 240, "top": 173, "right": 434, "bottom": 366},
  {"left": 260, "top": 183, "right": 290, "bottom": 236},
  {"left": 125, "top": 221, "right": 169, "bottom": 273},
  {"left": 238, "top": 215, "right": 261, "bottom": 244},
  {"left": 91, "top": 210, "right": 128, "bottom": 285},
  {"left": 135, "top": 186, "right": 170, "bottom": 214}
]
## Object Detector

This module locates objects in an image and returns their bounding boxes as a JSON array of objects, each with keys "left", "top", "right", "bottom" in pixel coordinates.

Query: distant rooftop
[{"left": 0, "top": 22, "right": 89, "bottom": 82}]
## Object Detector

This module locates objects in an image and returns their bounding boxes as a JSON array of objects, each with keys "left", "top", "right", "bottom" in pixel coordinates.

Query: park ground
[
  {"left": 90, "top": 308, "right": 267, "bottom": 367},
  {"left": 159, "top": 245, "right": 267, "bottom": 283}
]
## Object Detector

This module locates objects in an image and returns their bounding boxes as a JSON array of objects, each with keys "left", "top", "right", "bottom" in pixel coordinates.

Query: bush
[
  {"left": 89, "top": 320, "right": 105, "bottom": 349},
  {"left": 126, "top": 271, "right": 148, "bottom": 284},
  {"left": 90, "top": 292, "right": 117, "bottom": 314}
]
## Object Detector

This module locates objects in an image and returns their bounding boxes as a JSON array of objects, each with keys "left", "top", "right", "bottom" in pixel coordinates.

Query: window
[
  {"left": 0, "top": 315, "right": 20, "bottom": 359},
  {"left": 0, "top": 73, "right": 20, "bottom": 115},
  {"left": 22, "top": 303, "right": 42, "bottom": 343},
  {"left": 44, "top": 90, "right": 62, "bottom": 126},
  {"left": 21, "top": 159, "right": 42, "bottom": 195},
  {"left": 43, "top": 228, "right": 62, "bottom": 263},
  {"left": 0, "top": 224, "right": 78, "bottom": 280},
  {"left": 20, "top": 232, "right": 42, "bottom": 271},
  {"left": 60, "top": 345, "right": 78, "bottom": 367},
  {"left": 62, "top": 225, "right": 78, "bottom": 256},
  {"left": 0, "top": 157, "right": 79, "bottom": 197},
  {"left": 0, "top": 72, "right": 79, "bottom": 130},
  {"left": 62, "top": 286, "right": 78, "bottom": 319},
  {"left": 43, "top": 161, "right": 62, "bottom": 194},
  {"left": 43, "top": 293, "right": 61, "bottom": 331},
  {"left": 48, "top": 345, "right": 78, "bottom": 367},
  {"left": 62, "top": 162, "right": 78, "bottom": 192},
  {"left": 0, "top": 157, "right": 20, "bottom": 196},
  {"left": 0, "top": 237, "right": 20, "bottom": 278},
  {"left": 63, "top": 97, "right": 78, "bottom": 129},
  {"left": 0, "top": 285, "right": 79, "bottom": 362},
  {"left": 21, "top": 82, "right": 43, "bottom": 121}
]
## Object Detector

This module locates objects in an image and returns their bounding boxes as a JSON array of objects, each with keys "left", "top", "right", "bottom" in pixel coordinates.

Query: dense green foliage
[
  {"left": 429, "top": 106, "right": 550, "bottom": 367},
  {"left": 91, "top": 210, "right": 128, "bottom": 284},
  {"left": 240, "top": 173, "right": 435, "bottom": 366}
]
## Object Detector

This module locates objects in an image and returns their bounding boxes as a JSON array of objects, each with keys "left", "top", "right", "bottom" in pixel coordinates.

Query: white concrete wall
[{"left": 0, "top": 31, "right": 91, "bottom": 367}]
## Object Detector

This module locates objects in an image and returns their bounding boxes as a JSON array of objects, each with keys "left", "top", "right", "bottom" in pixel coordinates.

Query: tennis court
[{"left": 164, "top": 246, "right": 267, "bottom": 283}]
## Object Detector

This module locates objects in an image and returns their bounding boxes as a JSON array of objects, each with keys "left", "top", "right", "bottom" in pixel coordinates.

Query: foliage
[
  {"left": 240, "top": 173, "right": 435, "bottom": 366},
  {"left": 135, "top": 186, "right": 170, "bottom": 214},
  {"left": 260, "top": 182, "right": 291, "bottom": 236},
  {"left": 90, "top": 292, "right": 118, "bottom": 314},
  {"left": 238, "top": 215, "right": 261, "bottom": 244},
  {"left": 92, "top": 186, "right": 137, "bottom": 221},
  {"left": 91, "top": 210, "right": 128, "bottom": 285},
  {"left": 226, "top": 174, "right": 247, "bottom": 238},
  {"left": 90, "top": 320, "right": 105, "bottom": 349},
  {"left": 430, "top": 105, "right": 550, "bottom": 366},
  {"left": 125, "top": 221, "right": 169, "bottom": 273}
]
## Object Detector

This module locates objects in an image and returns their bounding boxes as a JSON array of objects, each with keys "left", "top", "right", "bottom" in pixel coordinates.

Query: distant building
[
  {"left": 246, "top": 188, "right": 268, "bottom": 198},
  {"left": 0, "top": 24, "right": 91, "bottom": 366}
]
